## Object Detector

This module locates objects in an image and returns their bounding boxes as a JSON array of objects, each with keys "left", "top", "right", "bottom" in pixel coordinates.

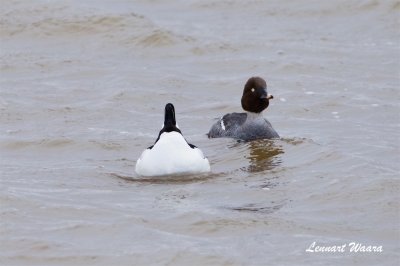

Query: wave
[
  {"left": 1, "top": 5, "right": 196, "bottom": 48},
  {"left": 1, "top": 11, "right": 149, "bottom": 37}
]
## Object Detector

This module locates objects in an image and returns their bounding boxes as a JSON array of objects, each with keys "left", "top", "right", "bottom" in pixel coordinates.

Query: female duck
[{"left": 208, "top": 77, "right": 279, "bottom": 141}]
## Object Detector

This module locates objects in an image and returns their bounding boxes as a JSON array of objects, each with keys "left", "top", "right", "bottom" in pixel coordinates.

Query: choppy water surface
[{"left": 1, "top": 0, "right": 399, "bottom": 265}]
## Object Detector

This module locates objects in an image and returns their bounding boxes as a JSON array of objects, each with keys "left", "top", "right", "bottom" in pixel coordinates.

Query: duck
[
  {"left": 208, "top": 77, "right": 279, "bottom": 141},
  {"left": 135, "top": 103, "right": 210, "bottom": 176}
]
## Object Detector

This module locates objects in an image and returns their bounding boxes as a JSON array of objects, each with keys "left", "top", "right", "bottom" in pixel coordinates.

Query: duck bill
[{"left": 260, "top": 93, "right": 274, "bottom": 100}]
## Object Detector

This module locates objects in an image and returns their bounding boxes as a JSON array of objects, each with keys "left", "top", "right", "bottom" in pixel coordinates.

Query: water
[{"left": 1, "top": 0, "right": 399, "bottom": 265}]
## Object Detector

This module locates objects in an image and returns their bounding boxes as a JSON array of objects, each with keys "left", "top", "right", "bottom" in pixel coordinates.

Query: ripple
[
  {"left": 228, "top": 201, "right": 286, "bottom": 214},
  {"left": 2, "top": 138, "right": 75, "bottom": 149},
  {"left": 109, "top": 172, "right": 224, "bottom": 184}
]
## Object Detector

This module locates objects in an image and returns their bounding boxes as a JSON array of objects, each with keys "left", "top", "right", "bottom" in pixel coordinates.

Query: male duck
[{"left": 136, "top": 103, "right": 210, "bottom": 176}]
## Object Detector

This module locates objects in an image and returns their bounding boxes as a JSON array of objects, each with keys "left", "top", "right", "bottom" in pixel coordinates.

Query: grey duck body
[{"left": 208, "top": 112, "right": 279, "bottom": 141}]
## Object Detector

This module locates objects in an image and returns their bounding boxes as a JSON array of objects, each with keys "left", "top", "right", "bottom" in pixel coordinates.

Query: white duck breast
[{"left": 135, "top": 103, "right": 210, "bottom": 177}]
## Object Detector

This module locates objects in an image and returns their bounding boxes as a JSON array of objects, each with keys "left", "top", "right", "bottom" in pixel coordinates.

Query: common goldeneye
[
  {"left": 135, "top": 103, "right": 210, "bottom": 176},
  {"left": 208, "top": 77, "right": 279, "bottom": 141}
]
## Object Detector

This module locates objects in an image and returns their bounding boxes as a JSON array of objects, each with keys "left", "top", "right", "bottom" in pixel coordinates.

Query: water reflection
[{"left": 243, "top": 139, "right": 284, "bottom": 173}]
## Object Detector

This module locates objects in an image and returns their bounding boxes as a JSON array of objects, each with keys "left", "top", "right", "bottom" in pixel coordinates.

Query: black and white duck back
[{"left": 136, "top": 103, "right": 210, "bottom": 177}]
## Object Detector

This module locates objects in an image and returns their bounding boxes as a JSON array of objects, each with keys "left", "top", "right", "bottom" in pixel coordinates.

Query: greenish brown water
[{"left": 1, "top": 0, "right": 399, "bottom": 265}]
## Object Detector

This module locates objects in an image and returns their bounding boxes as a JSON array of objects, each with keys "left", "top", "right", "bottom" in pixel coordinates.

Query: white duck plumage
[{"left": 135, "top": 103, "right": 210, "bottom": 177}]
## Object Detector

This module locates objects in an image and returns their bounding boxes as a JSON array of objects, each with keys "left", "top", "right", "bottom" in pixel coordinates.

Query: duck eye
[{"left": 251, "top": 88, "right": 255, "bottom": 92}]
